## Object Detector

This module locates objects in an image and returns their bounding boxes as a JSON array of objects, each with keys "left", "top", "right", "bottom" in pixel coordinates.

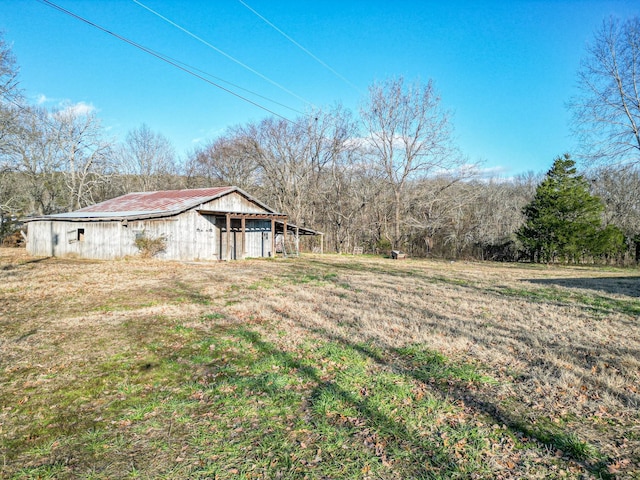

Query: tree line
[{"left": 1, "top": 16, "right": 639, "bottom": 263}]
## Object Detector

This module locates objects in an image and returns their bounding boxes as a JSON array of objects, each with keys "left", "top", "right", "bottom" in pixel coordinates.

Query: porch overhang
[
  {"left": 274, "top": 220, "right": 322, "bottom": 236},
  {"left": 196, "top": 209, "right": 287, "bottom": 220},
  {"left": 196, "top": 209, "right": 322, "bottom": 259}
]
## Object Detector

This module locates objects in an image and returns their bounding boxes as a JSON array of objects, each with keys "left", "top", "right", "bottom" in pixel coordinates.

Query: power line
[
  {"left": 237, "top": 0, "right": 363, "bottom": 95},
  {"left": 37, "top": 0, "right": 297, "bottom": 122},
  {"left": 132, "top": 0, "right": 315, "bottom": 108},
  {"left": 137, "top": 49, "right": 305, "bottom": 115}
]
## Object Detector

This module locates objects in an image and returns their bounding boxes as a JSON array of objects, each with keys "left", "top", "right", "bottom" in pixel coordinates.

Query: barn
[{"left": 24, "top": 186, "right": 321, "bottom": 260}]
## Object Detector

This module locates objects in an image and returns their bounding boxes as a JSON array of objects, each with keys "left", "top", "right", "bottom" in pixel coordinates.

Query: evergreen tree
[{"left": 517, "top": 154, "right": 622, "bottom": 263}]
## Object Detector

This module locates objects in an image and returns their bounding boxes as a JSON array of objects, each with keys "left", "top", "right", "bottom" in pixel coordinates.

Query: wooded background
[{"left": 2, "top": 17, "right": 639, "bottom": 263}]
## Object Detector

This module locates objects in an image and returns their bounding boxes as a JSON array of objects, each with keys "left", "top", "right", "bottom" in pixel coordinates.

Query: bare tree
[
  {"left": 53, "top": 106, "right": 113, "bottom": 211},
  {"left": 570, "top": 16, "right": 640, "bottom": 165},
  {"left": 235, "top": 116, "right": 317, "bottom": 224},
  {"left": 11, "top": 106, "right": 65, "bottom": 215},
  {"left": 360, "top": 77, "right": 459, "bottom": 249},
  {"left": 405, "top": 175, "right": 467, "bottom": 256},
  {"left": 0, "top": 33, "right": 21, "bottom": 159},
  {"left": 464, "top": 177, "right": 536, "bottom": 260},
  {"left": 185, "top": 133, "right": 260, "bottom": 190},
  {"left": 117, "top": 124, "right": 179, "bottom": 192},
  {"left": 196, "top": 108, "right": 367, "bottom": 252},
  {"left": 308, "top": 106, "right": 366, "bottom": 252},
  {"left": 4, "top": 104, "right": 114, "bottom": 215},
  {"left": 590, "top": 164, "right": 640, "bottom": 261},
  {"left": 0, "top": 33, "right": 23, "bottom": 234}
]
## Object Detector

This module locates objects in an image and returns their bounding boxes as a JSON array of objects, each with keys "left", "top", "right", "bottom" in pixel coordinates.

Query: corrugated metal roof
[
  {"left": 24, "top": 186, "right": 287, "bottom": 223},
  {"left": 76, "top": 186, "right": 235, "bottom": 215}
]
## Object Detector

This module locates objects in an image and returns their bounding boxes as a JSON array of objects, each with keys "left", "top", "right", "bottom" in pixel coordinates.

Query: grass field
[{"left": 1, "top": 248, "right": 639, "bottom": 479}]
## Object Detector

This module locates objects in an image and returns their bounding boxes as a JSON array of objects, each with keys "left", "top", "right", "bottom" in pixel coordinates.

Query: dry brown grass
[{"left": 1, "top": 248, "right": 639, "bottom": 478}]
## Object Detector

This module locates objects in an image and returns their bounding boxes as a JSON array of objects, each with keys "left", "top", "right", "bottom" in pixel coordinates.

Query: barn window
[{"left": 68, "top": 228, "right": 85, "bottom": 243}]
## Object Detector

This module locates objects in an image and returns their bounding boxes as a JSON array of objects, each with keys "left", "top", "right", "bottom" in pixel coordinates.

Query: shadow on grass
[
  {"left": 231, "top": 328, "right": 465, "bottom": 478},
  {"left": 307, "top": 258, "right": 416, "bottom": 278},
  {"left": 526, "top": 277, "right": 640, "bottom": 298},
  {"left": 326, "top": 335, "right": 614, "bottom": 479},
  {"left": 1, "top": 255, "right": 51, "bottom": 271},
  {"left": 401, "top": 294, "right": 640, "bottom": 408},
  {"left": 152, "top": 280, "right": 213, "bottom": 306},
  {"left": 309, "top": 257, "right": 640, "bottom": 311},
  {"left": 170, "top": 280, "right": 212, "bottom": 305},
  {"left": 227, "top": 326, "right": 619, "bottom": 478}
]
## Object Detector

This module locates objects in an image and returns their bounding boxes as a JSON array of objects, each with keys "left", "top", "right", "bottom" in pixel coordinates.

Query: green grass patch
[
  {"left": 395, "top": 344, "right": 496, "bottom": 385},
  {"left": 1, "top": 315, "right": 605, "bottom": 479},
  {"left": 497, "top": 399, "right": 607, "bottom": 471},
  {"left": 3, "top": 322, "right": 504, "bottom": 477}
]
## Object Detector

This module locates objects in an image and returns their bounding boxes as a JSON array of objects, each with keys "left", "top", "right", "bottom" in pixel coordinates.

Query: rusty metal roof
[
  {"left": 25, "top": 186, "right": 281, "bottom": 222},
  {"left": 76, "top": 186, "right": 236, "bottom": 214}
]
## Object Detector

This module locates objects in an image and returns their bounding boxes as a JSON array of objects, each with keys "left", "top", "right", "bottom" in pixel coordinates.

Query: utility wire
[
  {"left": 132, "top": 0, "right": 315, "bottom": 108},
  {"left": 237, "top": 0, "right": 363, "bottom": 95},
  {"left": 37, "top": 0, "right": 297, "bottom": 122},
  {"left": 138, "top": 49, "right": 305, "bottom": 115}
]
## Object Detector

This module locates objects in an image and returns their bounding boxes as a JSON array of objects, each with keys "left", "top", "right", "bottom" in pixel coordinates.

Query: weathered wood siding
[
  {"left": 202, "top": 192, "right": 269, "bottom": 213},
  {"left": 26, "top": 220, "right": 125, "bottom": 259},
  {"left": 26, "top": 210, "right": 222, "bottom": 260},
  {"left": 26, "top": 192, "right": 276, "bottom": 260}
]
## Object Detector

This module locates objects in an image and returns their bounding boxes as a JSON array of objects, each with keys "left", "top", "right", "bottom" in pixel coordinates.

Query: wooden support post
[
  {"left": 226, "top": 213, "right": 231, "bottom": 261},
  {"left": 282, "top": 219, "right": 288, "bottom": 257},
  {"left": 295, "top": 226, "right": 300, "bottom": 256},
  {"left": 270, "top": 218, "right": 275, "bottom": 257},
  {"left": 241, "top": 216, "right": 246, "bottom": 259},
  {"left": 320, "top": 233, "right": 324, "bottom": 255}
]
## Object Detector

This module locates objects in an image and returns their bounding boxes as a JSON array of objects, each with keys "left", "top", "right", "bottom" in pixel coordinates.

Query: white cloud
[
  {"left": 59, "top": 101, "right": 96, "bottom": 117},
  {"left": 474, "top": 165, "right": 509, "bottom": 178},
  {"left": 34, "top": 95, "right": 98, "bottom": 117}
]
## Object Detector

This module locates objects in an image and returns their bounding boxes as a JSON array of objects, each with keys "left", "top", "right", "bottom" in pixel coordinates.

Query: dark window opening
[{"left": 77, "top": 228, "right": 85, "bottom": 242}]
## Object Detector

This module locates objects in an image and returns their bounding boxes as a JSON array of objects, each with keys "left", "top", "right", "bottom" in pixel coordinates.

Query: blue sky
[{"left": 2, "top": 0, "right": 638, "bottom": 176}]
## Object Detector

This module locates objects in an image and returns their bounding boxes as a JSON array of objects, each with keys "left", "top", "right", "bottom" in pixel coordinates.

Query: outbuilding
[{"left": 24, "top": 186, "right": 321, "bottom": 260}]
